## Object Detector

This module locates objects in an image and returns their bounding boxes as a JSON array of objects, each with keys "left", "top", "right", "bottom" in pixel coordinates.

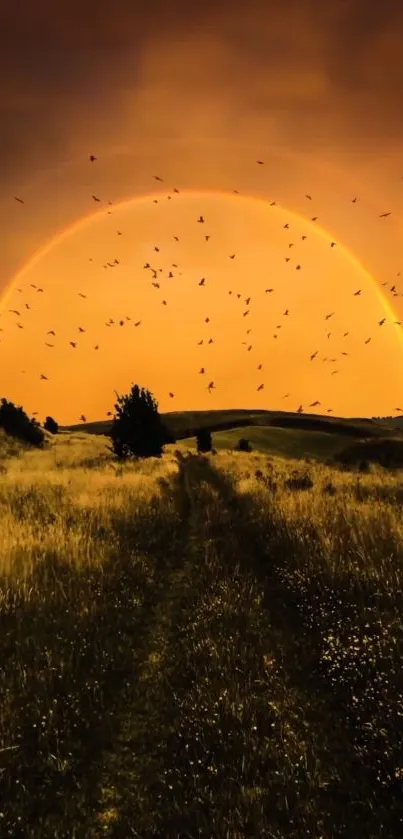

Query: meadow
[{"left": 0, "top": 428, "right": 402, "bottom": 837}]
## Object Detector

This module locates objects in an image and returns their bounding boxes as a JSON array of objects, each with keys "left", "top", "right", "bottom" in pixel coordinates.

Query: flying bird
[
  {"left": 378, "top": 318, "right": 386, "bottom": 326},
  {"left": 14, "top": 196, "right": 25, "bottom": 204},
  {"left": 256, "top": 160, "right": 264, "bottom": 165},
  {"left": 198, "top": 278, "right": 206, "bottom": 286},
  {"left": 89, "top": 154, "right": 97, "bottom": 162},
  {"left": 354, "top": 290, "right": 361, "bottom": 296},
  {"left": 153, "top": 175, "right": 163, "bottom": 182},
  {"left": 197, "top": 216, "right": 205, "bottom": 223},
  {"left": 379, "top": 212, "right": 391, "bottom": 218},
  {"left": 80, "top": 415, "right": 87, "bottom": 422},
  {"left": 92, "top": 195, "right": 101, "bottom": 202},
  {"left": 69, "top": 341, "right": 77, "bottom": 348},
  {"left": 257, "top": 384, "right": 264, "bottom": 391}
]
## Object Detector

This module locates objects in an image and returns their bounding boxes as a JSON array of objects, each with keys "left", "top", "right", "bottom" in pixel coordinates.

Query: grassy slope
[
  {"left": 1, "top": 434, "right": 403, "bottom": 836},
  {"left": 62, "top": 408, "right": 399, "bottom": 442},
  {"left": 183, "top": 424, "right": 350, "bottom": 460}
]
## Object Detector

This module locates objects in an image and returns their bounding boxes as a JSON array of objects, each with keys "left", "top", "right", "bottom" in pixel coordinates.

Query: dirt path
[{"left": 77, "top": 453, "right": 395, "bottom": 838}]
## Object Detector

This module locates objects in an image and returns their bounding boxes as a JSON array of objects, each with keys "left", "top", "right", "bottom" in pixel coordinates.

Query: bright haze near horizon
[{"left": 1, "top": 0, "right": 403, "bottom": 425}]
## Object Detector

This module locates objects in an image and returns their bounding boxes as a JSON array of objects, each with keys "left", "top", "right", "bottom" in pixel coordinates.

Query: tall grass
[
  {"left": 0, "top": 433, "right": 181, "bottom": 836},
  {"left": 1, "top": 435, "right": 402, "bottom": 836}
]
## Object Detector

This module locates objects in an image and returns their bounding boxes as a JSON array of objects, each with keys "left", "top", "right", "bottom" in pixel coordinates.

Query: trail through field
[{"left": 78, "top": 452, "right": 402, "bottom": 839}]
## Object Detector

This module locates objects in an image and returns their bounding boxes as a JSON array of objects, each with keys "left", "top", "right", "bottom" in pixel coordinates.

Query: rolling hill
[{"left": 62, "top": 408, "right": 400, "bottom": 443}]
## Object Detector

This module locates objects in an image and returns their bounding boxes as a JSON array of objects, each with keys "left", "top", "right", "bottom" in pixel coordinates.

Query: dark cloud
[{"left": 0, "top": 0, "right": 403, "bottom": 184}]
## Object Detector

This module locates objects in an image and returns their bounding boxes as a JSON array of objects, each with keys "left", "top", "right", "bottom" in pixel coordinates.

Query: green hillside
[
  {"left": 61, "top": 408, "right": 399, "bottom": 442},
  {"left": 181, "top": 424, "right": 350, "bottom": 460}
]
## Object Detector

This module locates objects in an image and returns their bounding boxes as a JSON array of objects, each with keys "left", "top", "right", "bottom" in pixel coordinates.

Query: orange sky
[{"left": 1, "top": 0, "right": 403, "bottom": 423}]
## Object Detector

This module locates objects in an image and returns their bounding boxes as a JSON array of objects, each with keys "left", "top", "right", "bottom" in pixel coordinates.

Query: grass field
[
  {"left": 1, "top": 431, "right": 402, "bottom": 837},
  {"left": 183, "top": 424, "right": 351, "bottom": 460}
]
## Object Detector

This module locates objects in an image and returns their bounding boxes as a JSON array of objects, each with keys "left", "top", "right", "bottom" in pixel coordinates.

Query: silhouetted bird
[
  {"left": 379, "top": 212, "right": 391, "bottom": 218},
  {"left": 199, "top": 278, "right": 206, "bottom": 286},
  {"left": 354, "top": 290, "right": 361, "bottom": 296},
  {"left": 14, "top": 196, "right": 25, "bottom": 204},
  {"left": 197, "top": 216, "right": 205, "bottom": 223},
  {"left": 92, "top": 195, "right": 101, "bottom": 202},
  {"left": 89, "top": 154, "right": 97, "bottom": 162},
  {"left": 378, "top": 318, "right": 386, "bottom": 326},
  {"left": 40, "top": 374, "right": 48, "bottom": 380},
  {"left": 257, "top": 383, "right": 264, "bottom": 391}
]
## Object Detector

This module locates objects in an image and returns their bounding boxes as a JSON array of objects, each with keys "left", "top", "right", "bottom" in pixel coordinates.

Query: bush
[
  {"left": 284, "top": 471, "right": 314, "bottom": 491},
  {"left": 43, "top": 416, "right": 59, "bottom": 435},
  {"left": 0, "top": 398, "right": 44, "bottom": 446},
  {"left": 236, "top": 437, "right": 252, "bottom": 452},
  {"left": 109, "top": 384, "right": 167, "bottom": 460},
  {"left": 197, "top": 427, "right": 212, "bottom": 453}
]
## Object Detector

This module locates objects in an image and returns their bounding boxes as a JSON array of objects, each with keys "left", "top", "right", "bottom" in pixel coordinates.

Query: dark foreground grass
[
  {"left": 0, "top": 475, "right": 185, "bottom": 837},
  {"left": 1, "top": 451, "right": 402, "bottom": 837}
]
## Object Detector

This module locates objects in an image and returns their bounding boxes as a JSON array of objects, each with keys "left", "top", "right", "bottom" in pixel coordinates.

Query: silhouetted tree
[
  {"left": 196, "top": 427, "right": 212, "bottom": 453},
  {"left": 236, "top": 436, "right": 252, "bottom": 452},
  {"left": 109, "top": 384, "right": 167, "bottom": 460},
  {"left": 0, "top": 398, "right": 44, "bottom": 446},
  {"left": 44, "top": 416, "right": 59, "bottom": 435}
]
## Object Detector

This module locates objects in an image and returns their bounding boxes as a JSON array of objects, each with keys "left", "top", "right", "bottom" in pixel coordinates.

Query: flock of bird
[{"left": 3, "top": 155, "right": 403, "bottom": 422}]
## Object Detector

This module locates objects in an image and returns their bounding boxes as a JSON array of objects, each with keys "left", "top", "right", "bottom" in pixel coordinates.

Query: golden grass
[{"left": 1, "top": 434, "right": 403, "bottom": 837}]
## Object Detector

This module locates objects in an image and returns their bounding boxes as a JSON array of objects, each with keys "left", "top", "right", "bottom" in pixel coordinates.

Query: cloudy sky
[{"left": 0, "top": 0, "right": 402, "bottom": 421}]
